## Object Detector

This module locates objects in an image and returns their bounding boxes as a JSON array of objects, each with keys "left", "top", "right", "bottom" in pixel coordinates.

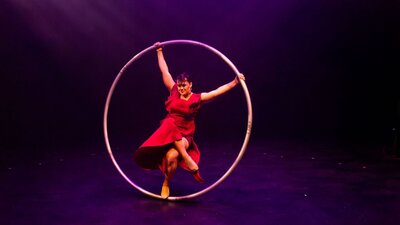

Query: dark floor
[{"left": 2, "top": 139, "right": 400, "bottom": 225}]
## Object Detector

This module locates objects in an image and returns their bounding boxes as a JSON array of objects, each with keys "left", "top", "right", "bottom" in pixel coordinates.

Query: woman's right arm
[{"left": 155, "top": 43, "right": 175, "bottom": 91}]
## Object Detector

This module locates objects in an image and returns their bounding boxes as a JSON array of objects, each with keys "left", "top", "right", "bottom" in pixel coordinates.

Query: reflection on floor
[{"left": 2, "top": 139, "right": 400, "bottom": 225}]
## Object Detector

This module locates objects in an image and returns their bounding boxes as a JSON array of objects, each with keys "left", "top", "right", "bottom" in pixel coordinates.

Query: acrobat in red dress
[{"left": 133, "top": 84, "right": 203, "bottom": 173}]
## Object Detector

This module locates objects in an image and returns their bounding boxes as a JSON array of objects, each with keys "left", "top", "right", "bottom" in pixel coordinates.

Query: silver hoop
[{"left": 103, "top": 40, "right": 253, "bottom": 200}]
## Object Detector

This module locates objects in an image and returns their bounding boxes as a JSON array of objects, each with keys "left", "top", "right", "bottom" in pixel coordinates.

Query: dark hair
[{"left": 176, "top": 72, "right": 192, "bottom": 83}]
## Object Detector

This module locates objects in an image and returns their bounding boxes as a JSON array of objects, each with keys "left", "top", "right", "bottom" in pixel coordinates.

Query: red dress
[{"left": 133, "top": 84, "right": 203, "bottom": 173}]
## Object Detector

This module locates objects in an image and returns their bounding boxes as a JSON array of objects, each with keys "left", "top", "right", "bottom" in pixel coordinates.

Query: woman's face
[{"left": 177, "top": 80, "right": 192, "bottom": 98}]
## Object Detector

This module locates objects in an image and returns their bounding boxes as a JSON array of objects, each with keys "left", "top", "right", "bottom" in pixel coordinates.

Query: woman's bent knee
[
  {"left": 166, "top": 149, "right": 179, "bottom": 161},
  {"left": 181, "top": 137, "right": 189, "bottom": 149}
]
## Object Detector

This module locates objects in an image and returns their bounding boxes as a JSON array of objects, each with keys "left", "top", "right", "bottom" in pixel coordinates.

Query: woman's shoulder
[
  {"left": 169, "top": 84, "right": 179, "bottom": 96},
  {"left": 192, "top": 93, "right": 203, "bottom": 104}
]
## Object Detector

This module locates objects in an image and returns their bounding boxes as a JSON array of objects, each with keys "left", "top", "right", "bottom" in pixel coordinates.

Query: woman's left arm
[{"left": 201, "top": 73, "right": 245, "bottom": 103}]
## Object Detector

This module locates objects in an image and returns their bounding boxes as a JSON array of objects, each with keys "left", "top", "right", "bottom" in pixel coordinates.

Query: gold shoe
[{"left": 161, "top": 185, "right": 170, "bottom": 199}]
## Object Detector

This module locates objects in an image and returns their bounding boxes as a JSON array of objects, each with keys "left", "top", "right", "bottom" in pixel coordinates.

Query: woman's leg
[
  {"left": 165, "top": 148, "right": 179, "bottom": 180},
  {"left": 161, "top": 148, "right": 179, "bottom": 198},
  {"left": 174, "top": 138, "right": 198, "bottom": 171},
  {"left": 174, "top": 138, "right": 204, "bottom": 183}
]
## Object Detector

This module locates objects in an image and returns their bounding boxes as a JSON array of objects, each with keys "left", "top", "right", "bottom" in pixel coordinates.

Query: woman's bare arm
[
  {"left": 155, "top": 43, "right": 175, "bottom": 91},
  {"left": 201, "top": 74, "right": 245, "bottom": 103}
]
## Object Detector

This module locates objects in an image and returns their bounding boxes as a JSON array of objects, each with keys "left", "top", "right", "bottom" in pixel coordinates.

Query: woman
[{"left": 133, "top": 42, "right": 245, "bottom": 198}]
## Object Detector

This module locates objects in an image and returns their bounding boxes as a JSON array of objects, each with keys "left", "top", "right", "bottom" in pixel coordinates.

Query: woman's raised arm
[
  {"left": 201, "top": 73, "right": 245, "bottom": 103},
  {"left": 155, "top": 43, "right": 175, "bottom": 91}
]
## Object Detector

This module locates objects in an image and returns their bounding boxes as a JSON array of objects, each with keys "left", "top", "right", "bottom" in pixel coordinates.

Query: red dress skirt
[{"left": 133, "top": 84, "right": 203, "bottom": 173}]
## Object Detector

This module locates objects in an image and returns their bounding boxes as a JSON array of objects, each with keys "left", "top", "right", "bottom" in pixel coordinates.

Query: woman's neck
[{"left": 180, "top": 92, "right": 192, "bottom": 100}]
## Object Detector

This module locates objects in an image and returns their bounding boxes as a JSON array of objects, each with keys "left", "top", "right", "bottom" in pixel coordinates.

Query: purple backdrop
[{"left": 1, "top": 0, "right": 399, "bottom": 154}]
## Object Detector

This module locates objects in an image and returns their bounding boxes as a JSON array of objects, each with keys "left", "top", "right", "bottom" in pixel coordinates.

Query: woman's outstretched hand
[
  {"left": 237, "top": 73, "right": 245, "bottom": 81},
  {"left": 154, "top": 42, "right": 163, "bottom": 50},
  {"left": 235, "top": 73, "right": 245, "bottom": 84}
]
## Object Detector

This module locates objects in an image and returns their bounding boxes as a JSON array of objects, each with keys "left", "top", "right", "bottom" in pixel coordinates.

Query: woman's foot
[
  {"left": 161, "top": 185, "right": 169, "bottom": 199},
  {"left": 183, "top": 155, "right": 204, "bottom": 183},
  {"left": 161, "top": 180, "right": 170, "bottom": 199},
  {"left": 184, "top": 155, "right": 199, "bottom": 172}
]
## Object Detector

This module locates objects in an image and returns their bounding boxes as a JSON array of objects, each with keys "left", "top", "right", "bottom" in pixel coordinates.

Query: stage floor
[{"left": 2, "top": 139, "right": 400, "bottom": 225}]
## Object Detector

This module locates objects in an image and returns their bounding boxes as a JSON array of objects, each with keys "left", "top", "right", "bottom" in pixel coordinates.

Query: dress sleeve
[
  {"left": 170, "top": 84, "right": 179, "bottom": 98},
  {"left": 189, "top": 93, "right": 203, "bottom": 111}
]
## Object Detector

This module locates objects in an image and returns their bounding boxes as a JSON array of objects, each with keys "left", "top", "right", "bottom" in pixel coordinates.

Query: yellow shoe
[{"left": 161, "top": 185, "right": 170, "bottom": 199}]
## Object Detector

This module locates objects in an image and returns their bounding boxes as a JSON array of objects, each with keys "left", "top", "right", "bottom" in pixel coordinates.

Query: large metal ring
[{"left": 103, "top": 40, "right": 252, "bottom": 200}]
